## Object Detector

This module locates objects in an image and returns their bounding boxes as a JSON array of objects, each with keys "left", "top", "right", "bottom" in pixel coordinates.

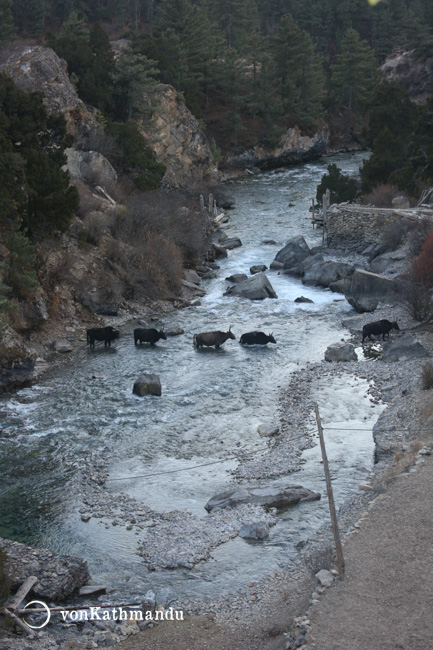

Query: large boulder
[
  {"left": 133, "top": 374, "right": 162, "bottom": 397},
  {"left": 303, "top": 260, "right": 354, "bottom": 288},
  {"left": 223, "top": 272, "right": 278, "bottom": 300},
  {"left": 345, "top": 269, "right": 397, "bottom": 313},
  {"left": 205, "top": 484, "right": 321, "bottom": 512},
  {"left": 64, "top": 149, "right": 117, "bottom": 189},
  {"left": 382, "top": 333, "right": 429, "bottom": 362},
  {"left": 239, "top": 522, "right": 270, "bottom": 540},
  {"left": 273, "top": 235, "right": 311, "bottom": 269},
  {"left": 0, "top": 326, "right": 36, "bottom": 392},
  {"left": 369, "top": 249, "right": 408, "bottom": 276},
  {"left": 325, "top": 342, "right": 358, "bottom": 362}
]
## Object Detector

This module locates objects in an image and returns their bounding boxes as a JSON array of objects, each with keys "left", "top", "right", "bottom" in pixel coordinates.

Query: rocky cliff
[
  {"left": 139, "top": 85, "right": 219, "bottom": 189},
  {"left": 380, "top": 49, "right": 433, "bottom": 105},
  {"left": 222, "top": 125, "right": 329, "bottom": 171}
]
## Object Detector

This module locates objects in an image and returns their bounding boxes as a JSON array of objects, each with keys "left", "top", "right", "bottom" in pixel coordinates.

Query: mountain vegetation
[{"left": 1, "top": 0, "right": 433, "bottom": 317}]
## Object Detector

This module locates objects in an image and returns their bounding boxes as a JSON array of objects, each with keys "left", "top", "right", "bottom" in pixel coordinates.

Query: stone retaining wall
[{"left": 326, "top": 205, "right": 422, "bottom": 250}]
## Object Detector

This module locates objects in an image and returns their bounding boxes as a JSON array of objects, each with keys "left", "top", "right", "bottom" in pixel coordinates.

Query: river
[{"left": 0, "top": 151, "right": 381, "bottom": 603}]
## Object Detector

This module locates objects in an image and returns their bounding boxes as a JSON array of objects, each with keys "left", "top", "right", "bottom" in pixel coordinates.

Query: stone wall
[{"left": 326, "top": 205, "right": 418, "bottom": 251}]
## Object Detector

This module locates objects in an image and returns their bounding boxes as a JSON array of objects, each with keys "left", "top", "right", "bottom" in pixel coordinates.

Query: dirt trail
[{"left": 305, "top": 452, "right": 433, "bottom": 650}]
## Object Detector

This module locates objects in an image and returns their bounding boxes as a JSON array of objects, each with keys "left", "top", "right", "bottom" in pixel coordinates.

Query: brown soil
[{"left": 305, "top": 450, "right": 433, "bottom": 649}]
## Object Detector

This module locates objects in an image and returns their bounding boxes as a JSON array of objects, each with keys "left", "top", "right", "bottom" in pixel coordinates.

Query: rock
[
  {"left": 239, "top": 522, "right": 270, "bottom": 540},
  {"left": 250, "top": 264, "right": 268, "bottom": 274},
  {"left": 223, "top": 272, "right": 278, "bottom": 300},
  {"left": 257, "top": 423, "right": 280, "bottom": 437},
  {"left": 223, "top": 125, "right": 329, "bottom": 171},
  {"left": 345, "top": 269, "right": 397, "bottom": 313},
  {"left": 315, "top": 569, "right": 334, "bottom": 588},
  {"left": 382, "top": 333, "right": 429, "bottom": 362},
  {"left": 205, "top": 484, "right": 321, "bottom": 512},
  {"left": 133, "top": 374, "right": 162, "bottom": 397},
  {"left": 181, "top": 280, "right": 206, "bottom": 297},
  {"left": 166, "top": 328, "right": 184, "bottom": 337},
  {"left": 183, "top": 269, "right": 201, "bottom": 285},
  {"left": 0, "top": 46, "right": 99, "bottom": 140},
  {"left": 80, "top": 513, "right": 92, "bottom": 522},
  {"left": 0, "top": 537, "right": 90, "bottom": 601},
  {"left": 212, "top": 243, "right": 228, "bottom": 259},
  {"left": 79, "top": 585, "right": 107, "bottom": 597},
  {"left": 53, "top": 339, "right": 74, "bottom": 353},
  {"left": 0, "top": 326, "right": 36, "bottom": 392},
  {"left": 273, "top": 235, "right": 311, "bottom": 269},
  {"left": 325, "top": 342, "right": 358, "bottom": 362},
  {"left": 213, "top": 192, "right": 236, "bottom": 209},
  {"left": 79, "top": 288, "right": 120, "bottom": 316},
  {"left": 226, "top": 273, "right": 248, "bottom": 283},
  {"left": 8, "top": 294, "right": 49, "bottom": 333},
  {"left": 294, "top": 296, "right": 314, "bottom": 303},
  {"left": 64, "top": 149, "right": 117, "bottom": 189},
  {"left": 221, "top": 237, "right": 242, "bottom": 250},
  {"left": 369, "top": 249, "right": 408, "bottom": 276},
  {"left": 303, "top": 260, "right": 354, "bottom": 288},
  {"left": 392, "top": 195, "right": 410, "bottom": 209},
  {"left": 139, "top": 84, "right": 219, "bottom": 189}
]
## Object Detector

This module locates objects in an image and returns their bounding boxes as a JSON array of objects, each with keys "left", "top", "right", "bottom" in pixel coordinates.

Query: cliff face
[
  {"left": 223, "top": 125, "right": 330, "bottom": 171},
  {"left": 0, "top": 45, "right": 100, "bottom": 143},
  {"left": 380, "top": 49, "right": 433, "bottom": 105},
  {"left": 139, "top": 85, "right": 220, "bottom": 189}
]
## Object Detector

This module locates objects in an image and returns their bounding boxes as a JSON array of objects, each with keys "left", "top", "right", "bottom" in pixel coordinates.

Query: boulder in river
[
  {"left": 226, "top": 273, "right": 248, "bottom": 284},
  {"left": 223, "top": 272, "right": 277, "bottom": 300},
  {"left": 250, "top": 264, "right": 268, "bottom": 274},
  {"left": 133, "top": 374, "right": 162, "bottom": 397},
  {"left": 325, "top": 342, "right": 358, "bottom": 362},
  {"left": 303, "top": 259, "right": 354, "bottom": 288},
  {"left": 205, "top": 484, "right": 321, "bottom": 512},
  {"left": 221, "top": 237, "right": 243, "bottom": 250},
  {"left": 273, "top": 235, "right": 311, "bottom": 269}
]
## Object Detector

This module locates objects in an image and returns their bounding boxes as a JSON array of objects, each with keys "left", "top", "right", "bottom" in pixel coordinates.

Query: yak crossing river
[{"left": 0, "top": 152, "right": 382, "bottom": 602}]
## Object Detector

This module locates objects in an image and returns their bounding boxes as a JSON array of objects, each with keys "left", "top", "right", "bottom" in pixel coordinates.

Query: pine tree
[
  {"left": 330, "top": 28, "right": 378, "bottom": 134},
  {"left": 110, "top": 45, "right": 161, "bottom": 122},
  {"left": 0, "top": 0, "right": 16, "bottom": 45},
  {"left": 273, "top": 14, "right": 325, "bottom": 132},
  {"left": 2, "top": 219, "right": 38, "bottom": 299},
  {"left": 221, "top": 47, "right": 246, "bottom": 147}
]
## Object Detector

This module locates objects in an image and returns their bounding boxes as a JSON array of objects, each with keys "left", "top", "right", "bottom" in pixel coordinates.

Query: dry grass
[
  {"left": 361, "top": 184, "right": 401, "bottom": 208},
  {"left": 421, "top": 360, "right": 433, "bottom": 390}
]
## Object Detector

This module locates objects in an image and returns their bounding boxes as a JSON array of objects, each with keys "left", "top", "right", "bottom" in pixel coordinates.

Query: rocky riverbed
[{"left": 2, "top": 295, "right": 433, "bottom": 649}]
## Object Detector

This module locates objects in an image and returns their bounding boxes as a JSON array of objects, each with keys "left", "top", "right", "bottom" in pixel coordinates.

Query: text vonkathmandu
[{"left": 61, "top": 607, "right": 184, "bottom": 622}]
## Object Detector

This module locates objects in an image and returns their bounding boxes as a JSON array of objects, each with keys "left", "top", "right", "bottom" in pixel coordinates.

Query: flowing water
[{"left": 0, "top": 152, "right": 380, "bottom": 602}]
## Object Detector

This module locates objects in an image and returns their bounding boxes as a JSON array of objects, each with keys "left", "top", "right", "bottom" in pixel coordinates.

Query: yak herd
[{"left": 86, "top": 318, "right": 399, "bottom": 350}]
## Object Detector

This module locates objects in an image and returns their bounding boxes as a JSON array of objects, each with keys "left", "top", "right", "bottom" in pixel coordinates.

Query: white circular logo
[{"left": 23, "top": 600, "right": 51, "bottom": 629}]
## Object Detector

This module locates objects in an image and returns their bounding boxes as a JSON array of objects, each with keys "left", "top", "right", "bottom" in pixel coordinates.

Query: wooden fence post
[{"left": 315, "top": 403, "right": 345, "bottom": 578}]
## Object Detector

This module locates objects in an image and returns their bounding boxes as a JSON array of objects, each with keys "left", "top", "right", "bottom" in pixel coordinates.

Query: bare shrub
[
  {"left": 303, "top": 544, "right": 335, "bottom": 576},
  {"left": 380, "top": 217, "right": 409, "bottom": 251},
  {"left": 421, "top": 360, "right": 433, "bottom": 390},
  {"left": 85, "top": 212, "right": 116, "bottom": 245},
  {"left": 134, "top": 233, "right": 183, "bottom": 296},
  {"left": 75, "top": 181, "right": 105, "bottom": 219},
  {"left": 361, "top": 184, "right": 401, "bottom": 207},
  {"left": 397, "top": 273, "right": 432, "bottom": 322}
]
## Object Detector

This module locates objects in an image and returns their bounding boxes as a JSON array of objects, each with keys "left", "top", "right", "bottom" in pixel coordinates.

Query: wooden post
[
  {"left": 208, "top": 193, "right": 213, "bottom": 214},
  {"left": 311, "top": 198, "right": 315, "bottom": 228},
  {"left": 322, "top": 192, "right": 329, "bottom": 247},
  {"left": 314, "top": 404, "right": 345, "bottom": 578},
  {"left": 200, "top": 194, "right": 205, "bottom": 212}
]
